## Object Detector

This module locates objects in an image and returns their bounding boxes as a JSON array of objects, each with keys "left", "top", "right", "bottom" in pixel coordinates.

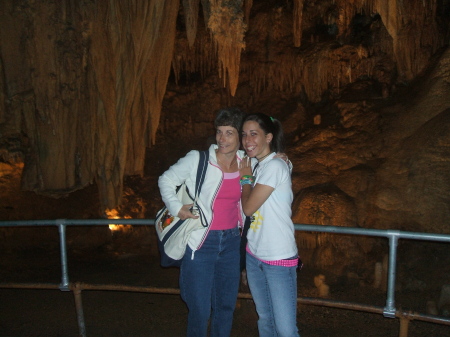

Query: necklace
[
  {"left": 217, "top": 153, "right": 237, "bottom": 168},
  {"left": 257, "top": 152, "right": 271, "bottom": 162}
]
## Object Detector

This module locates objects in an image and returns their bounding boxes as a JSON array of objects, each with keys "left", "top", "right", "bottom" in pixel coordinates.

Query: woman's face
[
  {"left": 216, "top": 125, "right": 240, "bottom": 155},
  {"left": 241, "top": 120, "right": 272, "bottom": 158}
]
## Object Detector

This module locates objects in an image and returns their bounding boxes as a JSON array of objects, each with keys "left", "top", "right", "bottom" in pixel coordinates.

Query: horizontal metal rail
[
  {"left": 1, "top": 219, "right": 450, "bottom": 336},
  {"left": 0, "top": 218, "right": 156, "bottom": 226},
  {"left": 293, "top": 224, "right": 450, "bottom": 319},
  {"left": 2, "top": 281, "right": 449, "bottom": 326}
]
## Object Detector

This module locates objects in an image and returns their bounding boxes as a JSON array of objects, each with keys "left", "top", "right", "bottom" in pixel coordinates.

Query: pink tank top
[{"left": 210, "top": 171, "right": 240, "bottom": 230}]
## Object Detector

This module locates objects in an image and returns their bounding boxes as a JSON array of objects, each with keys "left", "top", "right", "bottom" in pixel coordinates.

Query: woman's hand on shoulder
[
  {"left": 275, "top": 152, "right": 293, "bottom": 172},
  {"left": 274, "top": 152, "right": 288, "bottom": 163}
]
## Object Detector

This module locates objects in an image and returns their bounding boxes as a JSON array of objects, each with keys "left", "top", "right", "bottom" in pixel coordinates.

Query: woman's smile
[
  {"left": 242, "top": 121, "right": 272, "bottom": 159},
  {"left": 216, "top": 125, "right": 240, "bottom": 155}
]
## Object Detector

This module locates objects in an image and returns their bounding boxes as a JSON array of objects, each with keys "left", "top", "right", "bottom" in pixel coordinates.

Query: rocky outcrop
[{"left": 289, "top": 48, "right": 450, "bottom": 270}]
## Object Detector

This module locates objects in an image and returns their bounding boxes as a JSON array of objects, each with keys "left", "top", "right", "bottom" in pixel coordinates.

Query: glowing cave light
[{"left": 105, "top": 209, "right": 131, "bottom": 232}]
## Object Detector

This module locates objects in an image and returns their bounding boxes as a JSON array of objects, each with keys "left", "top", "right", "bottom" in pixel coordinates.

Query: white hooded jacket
[{"left": 158, "top": 144, "right": 246, "bottom": 257}]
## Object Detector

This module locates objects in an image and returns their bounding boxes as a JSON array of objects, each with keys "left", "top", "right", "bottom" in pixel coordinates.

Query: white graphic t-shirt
[{"left": 246, "top": 153, "right": 298, "bottom": 261}]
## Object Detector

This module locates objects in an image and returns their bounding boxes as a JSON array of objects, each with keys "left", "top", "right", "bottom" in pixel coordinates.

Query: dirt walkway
[{"left": 1, "top": 248, "right": 449, "bottom": 337}]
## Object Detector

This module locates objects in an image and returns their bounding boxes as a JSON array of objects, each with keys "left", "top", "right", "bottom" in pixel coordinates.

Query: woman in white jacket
[{"left": 158, "top": 107, "right": 246, "bottom": 337}]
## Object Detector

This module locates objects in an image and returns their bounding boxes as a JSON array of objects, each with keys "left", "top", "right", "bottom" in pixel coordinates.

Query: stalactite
[
  {"left": 144, "top": 1, "right": 180, "bottom": 148},
  {"left": 244, "top": 0, "right": 253, "bottom": 25},
  {"left": 182, "top": 0, "right": 201, "bottom": 48},
  {"left": 208, "top": 0, "right": 246, "bottom": 96},
  {"left": 240, "top": 0, "right": 444, "bottom": 102},
  {"left": 172, "top": 30, "right": 217, "bottom": 86},
  {"left": 335, "top": 1, "right": 358, "bottom": 39},
  {"left": 370, "top": 0, "right": 440, "bottom": 81},
  {"left": 1, "top": 0, "right": 448, "bottom": 212},
  {"left": 201, "top": 0, "right": 211, "bottom": 28},
  {"left": 293, "top": 0, "right": 304, "bottom": 47},
  {"left": 0, "top": 0, "right": 179, "bottom": 209},
  {"left": 89, "top": 1, "right": 180, "bottom": 208}
]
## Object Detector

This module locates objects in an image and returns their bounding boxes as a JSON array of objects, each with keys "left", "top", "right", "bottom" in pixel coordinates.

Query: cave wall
[{"left": 287, "top": 48, "right": 450, "bottom": 270}]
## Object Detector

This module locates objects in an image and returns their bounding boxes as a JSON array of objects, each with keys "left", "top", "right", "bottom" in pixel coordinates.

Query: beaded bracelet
[
  {"left": 241, "top": 175, "right": 255, "bottom": 182},
  {"left": 240, "top": 175, "right": 255, "bottom": 186}
]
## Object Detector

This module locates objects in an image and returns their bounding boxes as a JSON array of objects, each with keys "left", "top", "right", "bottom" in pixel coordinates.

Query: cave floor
[{"left": 0, "top": 243, "right": 449, "bottom": 337}]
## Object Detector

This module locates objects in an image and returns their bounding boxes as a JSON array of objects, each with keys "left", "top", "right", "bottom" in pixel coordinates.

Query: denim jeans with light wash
[
  {"left": 246, "top": 252, "right": 300, "bottom": 337},
  {"left": 180, "top": 227, "right": 241, "bottom": 337}
]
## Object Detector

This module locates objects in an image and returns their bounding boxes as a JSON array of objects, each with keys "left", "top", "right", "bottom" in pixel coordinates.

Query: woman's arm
[
  {"left": 158, "top": 150, "right": 199, "bottom": 219},
  {"left": 239, "top": 157, "right": 274, "bottom": 216},
  {"left": 241, "top": 183, "right": 274, "bottom": 216}
]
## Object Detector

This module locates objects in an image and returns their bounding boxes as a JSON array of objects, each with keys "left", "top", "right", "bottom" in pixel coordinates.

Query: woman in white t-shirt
[{"left": 239, "top": 113, "right": 300, "bottom": 337}]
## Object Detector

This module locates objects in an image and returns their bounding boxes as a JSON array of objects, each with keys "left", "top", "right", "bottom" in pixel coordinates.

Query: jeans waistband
[{"left": 209, "top": 227, "right": 239, "bottom": 235}]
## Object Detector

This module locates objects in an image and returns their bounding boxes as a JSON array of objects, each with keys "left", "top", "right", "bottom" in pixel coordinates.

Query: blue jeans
[
  {"left": 180, "top": 227, "right": 241, "bottom": 337},
  {"left": 246, "top": 253, "right": 300, "bottom": 337}
]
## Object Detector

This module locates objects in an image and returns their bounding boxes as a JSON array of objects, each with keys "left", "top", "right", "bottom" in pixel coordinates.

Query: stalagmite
[
  {"left": 298, "top": 233, "right": 317, "bottom": 250},
  {"left": 426, "top": 301, "right": 439, "bottom": 315},
  {"left": 314, "top": 274, "right": 330, "bottom": 298},
  {"left": 314, "top": 115, "right": 321, "bottom": 125}
]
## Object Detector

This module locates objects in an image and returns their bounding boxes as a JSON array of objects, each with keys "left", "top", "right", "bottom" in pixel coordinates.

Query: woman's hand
[
  {"left": 239, "top": 156, "right": 253, "bottom": 177},
  {"left": 177, "top": 204, "right": 199, "bottom": 220},
  {"left": 274, "top": 152, "right": 289, "bottom": 163}
]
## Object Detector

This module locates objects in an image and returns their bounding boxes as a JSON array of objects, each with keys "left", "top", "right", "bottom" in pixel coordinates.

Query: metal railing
[{"left": 1, "top": 219, "right": 450, "bottom": 337}]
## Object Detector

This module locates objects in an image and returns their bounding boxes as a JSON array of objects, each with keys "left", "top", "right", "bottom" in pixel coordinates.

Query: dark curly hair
[{"left": 214, "top": 107, "right": 246, "bottom": 131}]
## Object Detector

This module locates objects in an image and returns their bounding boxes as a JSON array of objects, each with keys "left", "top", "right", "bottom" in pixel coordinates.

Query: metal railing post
[
  {"left": 399, "top": 315, "right": 410, "bottom": 337},
  {"left": 384, "top": 231, "right": 399, "bottom": 318},
  {"left": 58, "top": 220, "right": 70, "bottom": 291},
  {"left": 73, "top": 283, "right": 87, "bottom": 337}
]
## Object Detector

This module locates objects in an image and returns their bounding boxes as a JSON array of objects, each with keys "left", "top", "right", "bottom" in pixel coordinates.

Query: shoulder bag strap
[
  {"left": 194, "top": 150, "right": 209, "bottom": 199},
  {"left": 240, "top": 161, "right": 258, "bottom": 271}
]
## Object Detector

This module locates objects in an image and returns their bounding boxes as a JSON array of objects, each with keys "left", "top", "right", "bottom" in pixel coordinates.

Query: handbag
[{"left": 155, "top": 150, "right": 209, "bottom": 267}]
